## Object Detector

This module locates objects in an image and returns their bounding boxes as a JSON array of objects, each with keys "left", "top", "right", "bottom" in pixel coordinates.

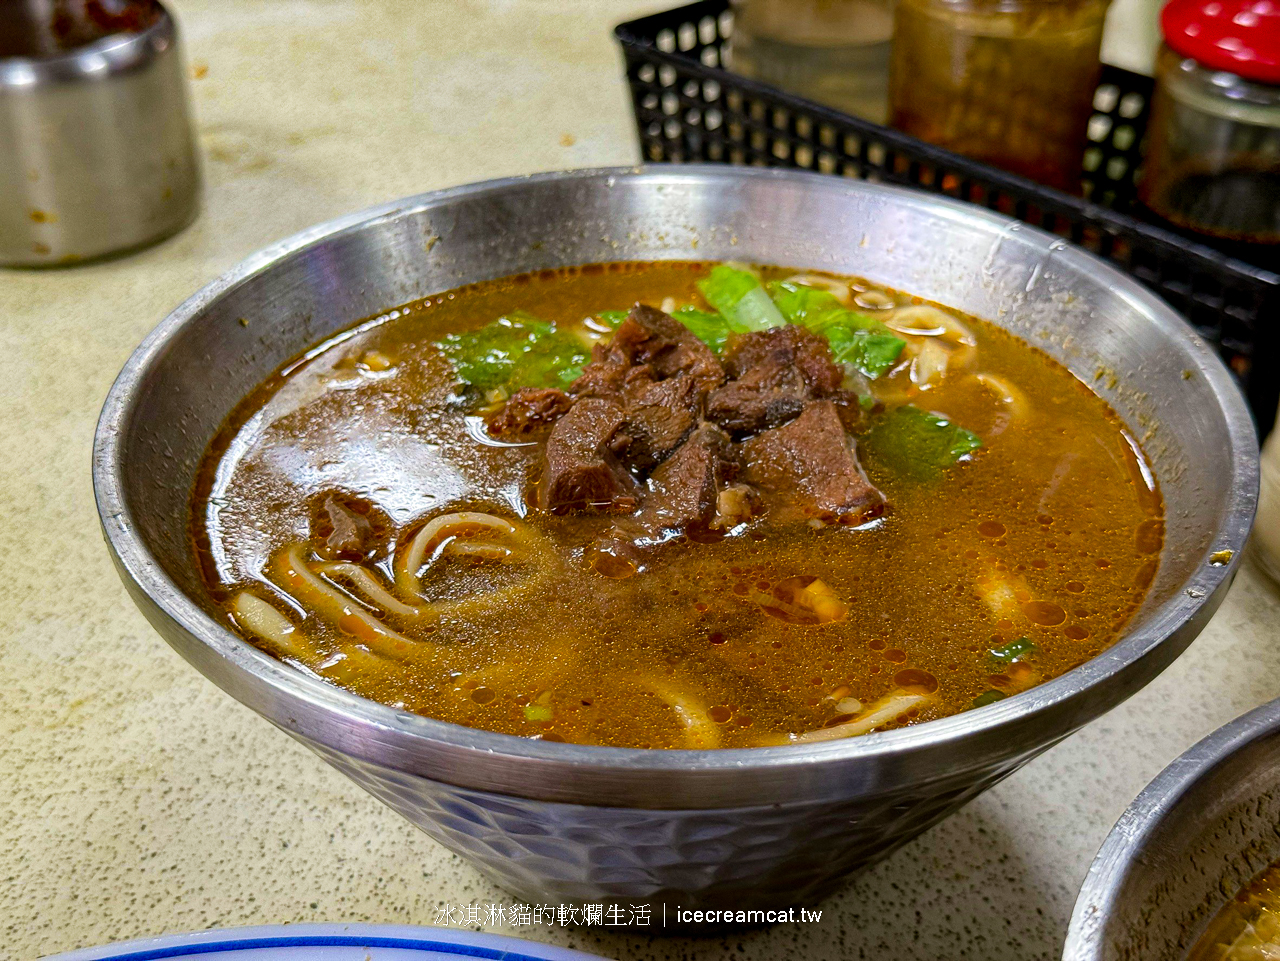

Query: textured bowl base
[{"left": 307, "top": 739, "right": 1029, "bottom": 913}]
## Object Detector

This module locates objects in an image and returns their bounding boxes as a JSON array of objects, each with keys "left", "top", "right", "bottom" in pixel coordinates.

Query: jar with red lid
[{"left": 1139, "top": 0, "right": 1280, "bottom": 264}]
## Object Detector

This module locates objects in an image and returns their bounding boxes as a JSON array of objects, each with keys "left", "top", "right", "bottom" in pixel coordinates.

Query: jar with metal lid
[
  {"left": 888, "top": 0, "right": 1110, "bottom": 193},
  {"left": 729, "top": 0, "right": 897, "bottom": 123},
  {"left": 1139, "top": 0, "right": 1280, "bottom": 266}
]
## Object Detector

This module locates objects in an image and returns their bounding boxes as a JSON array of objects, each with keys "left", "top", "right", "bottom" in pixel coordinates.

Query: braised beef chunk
[
  {"left": 573, "top": 305, "right": 722, "bottom": 401},
  {"left": 641, "top": 423, "right": 736, "bottom": 532},
  {"left": 591, "top": 423, "right": 741, "bottom": 569},
  {"left": 541, "top": 398, "right": 639, "bottom": 513},
  {"left": 569, "top": 331, "right": 634, "bottom": 400},
  {"left": 571, "top": 304, "right": 725, "bottom": 471},
  {"left": 614, "top": 375, "right": 699, "bottom": 470},
  {"left": 620, "top": 304, "right": 724, "bottom": 392},
  {"left": 501, "top": 306, "right": 881, "bottom": 537},
  {"left": 741, "top": 400, "right": 885, "bottom": 524},
  {"left": 830, "top": 388, "right": 875, "bottom": 433},
  {"left": 790, "top": 334, "right": 845, "bottom": 396},
  {"left": 313, "top": 493, "right": 376, "bottom": 561},
  {"left": 723, "top": 325, "right": 843, "bottom": 392},
  {"left": 487, "top": 387, "right": 573, "bottom": 436},
  {"left": 707, "top": 326, "right": 844, "bottom": 436},
  {"left": 706, "top": 380, "right": 805, "bottom": 437}
]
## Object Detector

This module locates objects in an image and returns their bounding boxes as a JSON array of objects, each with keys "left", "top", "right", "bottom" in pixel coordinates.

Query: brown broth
[
  {"left": 190, "top": 261, "right": 1163, "bottom": 748},
  {"left": 1187, "top": 859, "right": 1280, "bottom": 961}
]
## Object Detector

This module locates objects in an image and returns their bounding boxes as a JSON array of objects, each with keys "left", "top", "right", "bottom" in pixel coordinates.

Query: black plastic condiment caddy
[{"left": 615, "top": 0, "right": 1279, "bottom": 434}]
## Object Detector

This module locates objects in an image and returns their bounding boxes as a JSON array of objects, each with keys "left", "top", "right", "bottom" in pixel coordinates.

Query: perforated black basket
[{"left": 615, "top": 0, "right": 1280, "bottom": 434}]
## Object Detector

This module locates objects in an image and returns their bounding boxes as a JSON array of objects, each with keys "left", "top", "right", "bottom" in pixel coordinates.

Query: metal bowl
[
  {"left": 1066, "top": 699, "right": 1280, "bottom": 960},
  {"left": 0, "top": 0, "right": 200, "bottom": 266},
  {"left": 92, "top": 166, "right": 1258, "bottom": 910}
]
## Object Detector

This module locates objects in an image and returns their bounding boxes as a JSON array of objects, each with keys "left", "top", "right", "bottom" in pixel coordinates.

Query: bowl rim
[
  {"left": 0, "top": 1, "right": 175, "bottom": 85},
  {"left": 41, "top": 921, "right": 609, "bottom": 961},
  {"left": 91, "top": 164, "right": 1260, "bottom": 785},
  {"left": 1063, "top": 697, "right": 1280, "bottom": 960}
]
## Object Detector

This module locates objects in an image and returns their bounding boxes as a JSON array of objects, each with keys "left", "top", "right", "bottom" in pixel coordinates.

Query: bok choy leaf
[
  {"left": 697, "top": 265, "right": 787, "bottom": 332},
  {"left": 767, "top": 280, "right": 906, "bottom": 379},
  {"left": 859, "top": 405, "right": 982, "bottom": 482},
  {"left": 438, "top": 311, "right": 589, "bottom": 392},
  {"left": 671, "top": 305, "right": 750, "bottom": 355}
]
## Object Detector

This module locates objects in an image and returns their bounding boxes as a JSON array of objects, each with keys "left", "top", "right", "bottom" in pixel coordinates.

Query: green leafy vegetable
[
  {"left": 438, "top": 311, "right": 589, "bottom": 393},
  {"left": 989, "top": 637, "right": 1037, "bottom": 666},
  {"left": 972, "top": 690, "right": 1008, "bottom": 708},
  {"left": 767, "top": 280, "right": 906, "bottom": 379},
  {"left": 672, "top": 305, "right": 750, "bottom": 355},
  {"left": 822, "top": 325, "right": 907, "bottom": 380},
  {"left": 697, "top": 265, "right": 787, "bottom": 332},
  {"left": 766, "top": 281, "right": 860, "bottom": 328},
  {"left": 512, "top": 338, "right": 587, "bottom": 389},
  {"left": 859, "top": 405, "right": 982, "bottom": 482}
]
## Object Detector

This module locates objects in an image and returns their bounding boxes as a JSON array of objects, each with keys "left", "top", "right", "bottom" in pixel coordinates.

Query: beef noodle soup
[{"left": 191, "top": 261, "right": 1164, "bottom": 749}]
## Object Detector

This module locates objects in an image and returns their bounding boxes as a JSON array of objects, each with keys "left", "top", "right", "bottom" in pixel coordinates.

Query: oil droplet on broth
[
  {"left": 1022, "top": 600, "right": 1067, "bottom": 626},
  {"left": 894, "top": 668, "right": 939, "bottom": 695}
]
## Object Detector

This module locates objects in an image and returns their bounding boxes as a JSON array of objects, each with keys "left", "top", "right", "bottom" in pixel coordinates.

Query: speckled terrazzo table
[{"left": 3, "top": 2, "right": 1278, "bottom": 959}]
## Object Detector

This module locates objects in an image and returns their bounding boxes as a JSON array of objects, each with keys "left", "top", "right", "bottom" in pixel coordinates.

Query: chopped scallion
[
  {"left": 972, "top": 690, "right": 1008, "bottom": 708},
  {"left": 523, "top": 703, "right": 554, "bottom": 722},
  {"left": 989, "top": 637, "right": 1036, "bottom": 665}
]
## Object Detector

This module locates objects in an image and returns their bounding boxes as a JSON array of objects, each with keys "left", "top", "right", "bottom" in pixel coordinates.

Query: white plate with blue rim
[{"left": 42, "top": 924, "right": 613, "bottom": 961}]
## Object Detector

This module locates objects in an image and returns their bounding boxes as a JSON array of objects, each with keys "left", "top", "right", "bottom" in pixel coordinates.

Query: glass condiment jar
[
  {"left": 729, "top": 0, "right": 897, "bottom": 123},
  {"left": 1139, "top": 0, "right": 1280, "bottom": 268},
  {"left": 888, "top": 0, "right": 1110, "bottom": 193},
  {"left": 1257, "top": 400, "right": 1280, "bottom": 585}
]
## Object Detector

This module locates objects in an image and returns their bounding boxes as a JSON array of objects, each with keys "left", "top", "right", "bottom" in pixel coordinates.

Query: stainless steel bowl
[
  {"left": 92, "top": 166, "right": 1258, "bottom": 910},
  {"left": 0, "top": 0, "right": 200, "bottom": 266},
  {"left": 1065, "top": 698, "right": 1280, "bottom": 960}
]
